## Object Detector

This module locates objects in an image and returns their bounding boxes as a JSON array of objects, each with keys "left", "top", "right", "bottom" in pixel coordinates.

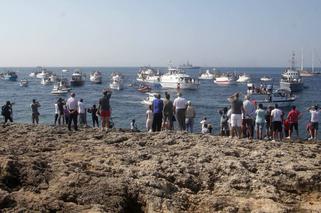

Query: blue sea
[{"left": 0, "top": 67, "right": 321, "bottom": 136}]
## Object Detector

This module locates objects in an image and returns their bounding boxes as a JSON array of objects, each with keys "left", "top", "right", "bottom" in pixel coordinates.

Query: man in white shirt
[
  {"left": 309, "top": 105, "right": 320, "bottom": 140},
  {"left": 66, "top": 93, "right": 78, "bottom": 131},
  {"left": 78, "top": 99, "right": 87, "bottom": 127},
  {"left": 270, "top": 104, "right": 284, "bottom": 141},
  {"left": 173, "top": 93, "right": 187, "bottom": 131}
]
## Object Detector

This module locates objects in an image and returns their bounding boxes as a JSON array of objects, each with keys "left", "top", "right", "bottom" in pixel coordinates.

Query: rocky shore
[{"left": 0, "top": 124, "right": 321, "bottom": 212}]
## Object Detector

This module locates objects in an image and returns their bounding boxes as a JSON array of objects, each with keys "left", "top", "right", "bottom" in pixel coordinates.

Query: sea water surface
[{"left": 0, "top": 67, "right": 320, "bottom": 136}]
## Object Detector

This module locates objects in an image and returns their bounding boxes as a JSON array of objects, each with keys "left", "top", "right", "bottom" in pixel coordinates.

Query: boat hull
[
  {"left": 160, "top": 82, "right": 199, "bottom": 89},
  {"left": 70, "top": 81, "right": 85, "bottom": 87}
]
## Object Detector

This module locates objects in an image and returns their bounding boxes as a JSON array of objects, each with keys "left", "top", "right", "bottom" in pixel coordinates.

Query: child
[
  {"left": 219, "top": 107, "right": 229, "bottom": 136},
  {"left": 146, "top": 105, "right": 153, "bottom": 132},
  {"left": 202, "top": 123, "right": 209, "bottom": 134},
  {"left": 88, "top": 105, "right": 99, "bottom": 128},
  {"left": 200, "top": 117, "right": 208, "bottom": 129},
  {"left": 131, "top": 119, "right": 138, "bottom": 132}
]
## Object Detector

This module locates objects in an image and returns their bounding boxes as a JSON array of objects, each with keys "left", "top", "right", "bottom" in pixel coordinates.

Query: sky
[{"left": 0, "top": 0, "right": 320, "bottom": 67}]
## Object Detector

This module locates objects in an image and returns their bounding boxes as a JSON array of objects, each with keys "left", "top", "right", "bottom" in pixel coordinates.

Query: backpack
[{"left": 1, "top": 105, "right": 8, "bottom": 116}]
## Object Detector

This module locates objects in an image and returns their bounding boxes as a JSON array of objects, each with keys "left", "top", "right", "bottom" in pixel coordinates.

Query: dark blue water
[{"left": 0, "top": 67, "right": 320, "bottom": 135}]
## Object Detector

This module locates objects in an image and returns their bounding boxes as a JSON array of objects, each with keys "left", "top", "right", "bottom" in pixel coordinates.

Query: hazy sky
[{"left": 0, "top": 0, "right": 320, "bottom": 67}]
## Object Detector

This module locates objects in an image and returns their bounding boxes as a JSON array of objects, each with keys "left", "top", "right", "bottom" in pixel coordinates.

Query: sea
[{"left": 0, "top": 67, "right": 320, "bottom": 136}]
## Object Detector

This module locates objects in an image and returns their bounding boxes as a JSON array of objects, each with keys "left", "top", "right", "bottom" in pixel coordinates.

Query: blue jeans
[{"left": 186, "top": 118, "right": 194, "bottom": 133}]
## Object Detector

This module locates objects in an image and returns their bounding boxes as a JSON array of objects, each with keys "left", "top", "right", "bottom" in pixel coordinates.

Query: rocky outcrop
[{"left": 0, "top": 124, "right": 321, "bottom": 212}]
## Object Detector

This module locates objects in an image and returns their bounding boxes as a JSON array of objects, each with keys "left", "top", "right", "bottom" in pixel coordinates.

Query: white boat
[
  {"left": 36, "top": 69, "right": 52, "bottom": 79},
  {"left": 51, "top": 81, "right": 71, "bottom": 95},
  {"left": 198, "top": 69, "right": 215, "bottom": 80},
  {"left": 109, "top": 72, "right": 124, "bottom": 90},
  {"left": 280, "top": 52, "right": 303, "bottom": 92},
  {"left": 236, "top": 73, "right": 251, "bottom": 83},
  {"left": 70, "top": 71, "right": 85, "bottom": 86},
  {"left": 49, "top": 74, "right": 59, "bottom": 82},
  {"left": 90, "top": 71, "right": 102, "bottom": 84},
  {"left": 248, "top": 89, "right": 296, "bottom": 108},
  {"left": 260, "top": 76, "right": 273, "bottom": 82},
  {"left": 41, "top": 78, "right": 51, "bottom": 85},
  {"left": 29, "top": 72, "right": 38, "bottom": 77},
  {"left": 214, "top": 76, "right": 236, "bottom": 85},
  {"left": 160, "top": 68, "right": 199, "bottom": 89},
  {"left": 141, "top": 93, "right": 157, "bottom": 105},
  {"left": 136, "top": 66, "right": 161, "bottom": 83},
  {"left": 19, "top": 79, "right": 28, "bottom": 87}
]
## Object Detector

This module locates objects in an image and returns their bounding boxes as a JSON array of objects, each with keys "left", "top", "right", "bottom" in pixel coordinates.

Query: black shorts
[
  {"left": 272, "top": 121, "right": 282, "bottom": 132},
  {"left": 289, "top": 123, "right": 298, "bottom": 131},
  {"left": 312, "top": 122, "right": 319, "bottom": 130}
]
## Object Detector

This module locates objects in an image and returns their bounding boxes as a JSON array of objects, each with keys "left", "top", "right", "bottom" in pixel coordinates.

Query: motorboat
[
  {"left": 48, "top": 74, "right": 59, "bottom": 83},
  {"left": 19, "top": 79, "right": 28, "bottom": 87},
  {"left": 198, "top": 69, "right": 215, "bottom": 80},
  {"left": 2, "top": 72, "right": 18, "bottom": 81},
  {"left": 41, "top": 77, "right": 51, "bottom": 85},
  {"left": 70, "top": 71, "right": 85, "bottom": 86},
  {"left": 51, "top": 81, "right": 71, "bottom": 95},
  {"left": 109, "top": 72, "right": 124, "bottom": 90},
  {"left": 137, "top": 84, "right": 152, "bottom": 93},
  {"left": 90, "top": 71, "right": 102, "bottom": 84},
  {"left": 29, "top": 66, "right": 43, "bottom": 77},
  {"left": 141, "top": 92, "right": 157, "bottom": 105},
  {"left": 260, "top": 76, "right": 273, "bottom": 82},
  {"left": 36, "top": 69, "right": 52, "bottom": 79},
  {"left": 214, "top": 75, "right": 236, "bottom": 85},
  {"left": 136, "top": 66, "right": 161, "bottom": 83},
  {"left": 236, "top": 73, "right": 251, "bottom": 83},
  {"left": 159, "top": 68, "right": 199, "bottom": 89},
  {"left": 280, "top": 52, "right": 303, "bottom": 92}
]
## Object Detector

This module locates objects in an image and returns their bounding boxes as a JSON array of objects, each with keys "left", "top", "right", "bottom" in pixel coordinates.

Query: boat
[
  {"left": 90, "top": 71, "right": 102, "bottom": 84},
  {"left": 51, "top": 81, "right": 71, "bottom": 95},
  {"left": 29, "top": 66, "right": 43, "bottom": 77},
  {"left": 41, "top": 77, "right": 51, "bottom": 85},
  {"left": 280, "top": 52, "right": 304, "bottom": 92},
  {"left": 70, "top": 71, "right": 85, "bottom": 86},
  {"left": 137, "top": 84, "right": 152, "bottom": 93},
  {"left": 2, "top": 72, "right": 18, "bottom": 81},
  {"left": 159, "top": 68, "right": 199, "bottom": 89},
  {"left": 141, "top": 93, "right": 157, "bottom": 105},
  {"left": 236, "top": 73, "right": 251, "bottom": 83},
  {"left": 214, "top": 75, "right": 236, "bottom": 85},
  {"left": 299, "top": 49, "right": 314, "bottom": 77},
  {"left": 198, "top": 69, "right": 215, "bottom": 80},
  {"left": 136, "top": 66, "right": 161, "bottom": 83},
  {"left": 109, "top": 72, "right": 124, "bottom": 90},
  {"left": 19, "top": 79, "right": 28, "bottom": 87},
  {"left": 36, "top": 69, "right": 52, "bottom": 79},
  {"left": 49, "top": 74, "right": 59, "bottom": 83},
  {"left": 260, "top": 76, "right": 273, "bottom": 82},
  {"left": 178, "top": 61, "right": 200, "bottom": 69}
]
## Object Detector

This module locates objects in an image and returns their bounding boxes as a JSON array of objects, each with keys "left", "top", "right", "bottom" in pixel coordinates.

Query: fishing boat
[
  {"left": 2, "top": 72, "right": 18, "bottom": 81},
  {"left": 19, "top": 79, "right": 28, "bottom": 87},
  {"left": 141, "top": 92, "right": 157, "bottom": 105},
  {"left": 214, "top": 75, "right": 236, "bottom": 85},
  {"left": 236, "top": 73, "right": 251, "bottom": 83},
  {"left": 280, "top": 52, "right": 303, "bottom": 92},
  {"left": 160, "top": 68, "right": 199, "bottom": 89},
  {"left": 70, "top": 71, "right": 85, "bottom": 86},
  {"left": 198, "top": 69, "right": 215, "bottom": 80},
  {"left": 260, "top": 76, "right": 273, "bottom": 82},
  {"left": 109, "top": 72, "right": 124, "bottom": 90},
  {"left": 51, "top": 81, "right": 71, "bottom": 95},
  {"left": 136, "top": 66, "right": 161, "bottom": 83},
  {"left": 90, "top": 71, "right": 102, "bottom": 84}
]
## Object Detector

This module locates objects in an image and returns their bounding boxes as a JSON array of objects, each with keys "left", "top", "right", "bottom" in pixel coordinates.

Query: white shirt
[
  {"left": 173, "top": 97, "right": 187, "bottom": 110},
  {"left": 66, "top": 97, "right": 78, "bottom": 111},
  {"left": 271, "top": 108, "right": 283, "bottom": 122},
  {"left": 200, "top": 119, "right": 208, "bottom": 128},
  {"left": 78, "top": 101, "right": 85, "bottom": 113},
  {"left": 201, "top": 127, "right": 209, "bottom": 134},
  {"left": 54, "top": 103, "right": 58, "bottom": 114},
  {"left": 310, "top": 110, "right": 320, "bottom": 123}
]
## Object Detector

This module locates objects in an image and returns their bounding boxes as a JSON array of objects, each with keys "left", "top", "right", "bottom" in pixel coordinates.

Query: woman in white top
[{"left": 146, "top": 105, "right": 153, "bottom": 132}]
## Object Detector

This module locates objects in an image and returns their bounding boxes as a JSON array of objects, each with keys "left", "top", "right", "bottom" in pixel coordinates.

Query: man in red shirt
[{"left": 287, "top": 105, "right": 301, "bottom": 139}]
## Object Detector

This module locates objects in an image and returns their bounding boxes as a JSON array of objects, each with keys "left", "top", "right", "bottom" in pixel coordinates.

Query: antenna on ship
[
  {"left": 300, "top": 48, "right": 304, "bottom": 71},
  {"left": 290, "top": 51, "right": 296, "bottom": 70}
]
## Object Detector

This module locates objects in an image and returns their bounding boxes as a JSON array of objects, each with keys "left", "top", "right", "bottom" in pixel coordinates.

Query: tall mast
[
  {"left": 291, "top": 51, "right": 296, "bottom": 70},
  {"left": 312, "top": 50, "right": 315, "bottom": 73},
  {"left": 300, "top": 48, "right": 304, "bottom": 71}
]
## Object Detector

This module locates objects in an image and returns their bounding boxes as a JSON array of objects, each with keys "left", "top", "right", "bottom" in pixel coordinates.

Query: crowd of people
[{"left": 1, "top": 90, "right": 320, "bottom": 141}]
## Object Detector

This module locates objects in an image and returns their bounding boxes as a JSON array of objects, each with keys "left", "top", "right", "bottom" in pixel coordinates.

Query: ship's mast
[
  {"left": 300, "top": 48, "right": 304, "bottom": 71},
  {"left": 290, "top": 51, "right": 296, "bottom": 70},
  {"left": 312, "top": 50, "right": 315, "bottom": 73}
]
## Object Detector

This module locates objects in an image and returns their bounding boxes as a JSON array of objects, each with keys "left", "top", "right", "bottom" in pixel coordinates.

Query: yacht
[
  {"left": 159, "top": 68, "right": 199, "bottom": 89},
  {"left": 198, "top": 69, "right": 215, "bottom": 80},
  {"left": 29, "top": 66, "right": 43, "bottom": 77},
  {"left": 214, "top": 75, "right": 236, "bottom": 85},
  {"left": 70, "top": 71, "right": 85, "bottom": 86},
  {"left": 51, "top": 81, "right": 71, "bottom": 95},
  {"left": 2, "top": 72, "right": 18, "bottom": 81},
  {"left": 19, "top": 79, "right": 28, "bottom": 87},
  {"left": 260, "top": 76, "right": 273, "bottom": 82},
  {"left": 280, "top": 53, "right": 304, "bottom": 92},
  {"left": 236, "top": 73, "right": 251, "bottom": 83},
  {"left": 90, "top": 71, "right": 102, "bottom": 84},
  {"left": 136, "top": 66, "right": 161, "bottom": 83},
  {"left": 36, "top": 69, "right": 52, "bottom": 79},
  {"left": 109, "top": 72, "right": 124, "bottom": 90},
  {"left": 41, "top": 77, "right": 51, "bottom": 85}
]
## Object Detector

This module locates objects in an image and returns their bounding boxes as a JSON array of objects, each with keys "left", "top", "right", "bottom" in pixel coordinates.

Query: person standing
[
  {"left": 146, "top": 105, "right": 153, "bottom": 132},
  {"left": 255, "top": 103, "right": 266, "bottom": 140},
  {"left": 287, "top": 105, "right": 301, "bottom": 139},
  {"left": 243, "top": 95, "right": 256, "bottom": 139},
  {"left": 163, "top": 93, "right": 174, "bottom": 130},
  {"left": 270, "top": 104, "right": 284, "bottom": 141},
  {"left": 88, "top": 104, "right": 99, "bottom": 127},
  {"left": 78, "top": 99, "right": 87, "bottom": 127},
  {"left": 228, "top": 93, "right": 244, "bottom": 138},
  {"left": 66, "top": 93, "right": 78, "bottom": 131},
  {"left": 265, "top": 105, "right": 273, "bottom": 139},
  {"left": 1, "top": 101, "right": 13, "bottom": 124},
  {"left": 308, "top": 105, "right": 320, "bottom": 140},
  {"left": 31, "top": 99, "right": 41, "bottom": 124},
  {"left": 173, "top": 92, "right": 187, "bottom": 131},
  {"left": 64, "top": 105, "right": 70, "bottom": 125},
  {"left": 152, "top": 93, "right": 163, "bottom": 132},
  {"left": 185, "top": 101, "right": 196, "bottom": 133},
  {"left": 98, "top": 89, "right": 112, "bottom": 130},
  {"left": 57, "top": 98, "right": 65, "bottom": 125},
  {"left": 54, "top": 102, "right": 59, "bottom": 125},
  {"left": 219, "top": 107, "right": 229, "bottom": 136}
]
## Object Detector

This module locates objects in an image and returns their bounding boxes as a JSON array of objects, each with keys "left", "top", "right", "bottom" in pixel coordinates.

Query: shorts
[
  {"left": 256, "top": 123, "right": 265, "bottom": 131},
  {"left": 289, "top": 123, "right": 298, "bottom": 131},
  {"left": 231, "top": 114, "right": 242, "bottom": 127},
  {"left": 272, "top": 121, "right": 282, "bottom": 132},
  {"left": 244, "top": 118, "right": 254, "bottom": 128},
  {"left": 312, "top": 122, "right": 319, "bottom": 130},
  {"left": 101, "top": 110, "right": 111, "bottom": 118}
]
